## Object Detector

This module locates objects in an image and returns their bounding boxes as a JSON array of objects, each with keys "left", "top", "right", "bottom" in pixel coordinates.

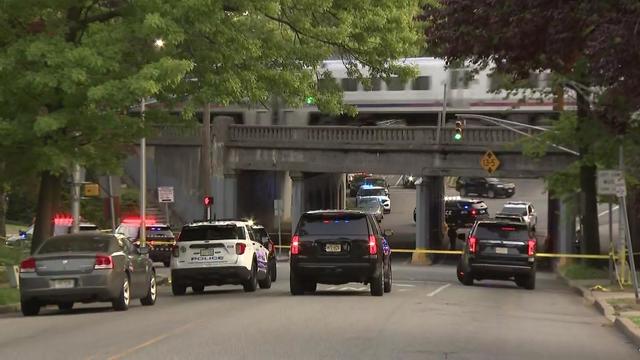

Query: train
[{"left": 151, "top": 57, "right": 576, "bottom": 127}]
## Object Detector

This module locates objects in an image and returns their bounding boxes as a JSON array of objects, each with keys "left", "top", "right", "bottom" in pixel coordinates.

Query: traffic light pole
[{"left": 139, "top": 98, "right": 146, "bottom": 248}]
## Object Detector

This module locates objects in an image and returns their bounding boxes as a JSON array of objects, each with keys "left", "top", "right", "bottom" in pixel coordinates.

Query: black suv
[
  {"left": 290, "top": 210, "right": 392, "bottom": 296},
  {"left": 455, "top": 177, "right": 516, "bottom": 198},
  {"left": 445, "top": 197, "right": 489, "bottom": 228},
  {"left": 457, "top": 220, "right": 536, "bottom": 290}
]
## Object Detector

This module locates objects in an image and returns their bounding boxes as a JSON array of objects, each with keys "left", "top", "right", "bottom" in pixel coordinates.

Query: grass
[
  {"left": 607, "top": 298, "right": 640, "bottom": 313},
  {"left": 560, "top": 263, "right": 609, "bottom": 280},
  {"left": 0, "top": 244, "right": 29, "bottom": 267},
  {"left": 0, "top": 287, "right": 19, "bottom": 306},
  {"left": 629, "top": 316, "right": 640, "bottom": 327}
]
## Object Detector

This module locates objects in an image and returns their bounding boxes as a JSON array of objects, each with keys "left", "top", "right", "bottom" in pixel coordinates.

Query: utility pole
[
  {"left": 618, "top": 141, "right": 639, "bottom": 302},
  {"left": 107, "top": 175, "right": 117, "bottom": 232},
  {"left": 71, "top": 163, "right": 82, "bottom": 233},
  {"left": 202, "top": 102, "right": 213, "bottom": 196},
  {"left": 139, "top": 98, "right": 147, "bottom": 247}
]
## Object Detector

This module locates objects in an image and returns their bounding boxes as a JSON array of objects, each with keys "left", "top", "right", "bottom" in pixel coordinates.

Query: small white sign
[
  {"left": 597, "top": 170, "right": 624, "bottom": 196},
  {"left": 274, "top": 199, "right": 284, "bottom": 216},
  {"left": 158, "top": 186, "right": 174, "bottom": 203}
]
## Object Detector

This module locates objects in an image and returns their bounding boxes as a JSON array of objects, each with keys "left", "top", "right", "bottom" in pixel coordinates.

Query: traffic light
[
  {"left": 305, "top": 96, "right": 315, "bottom": 105},
  {"left": 203, "top": 196, "right": 214, "bottom": 220},
  {"left": 203, "top": 196, "right": 214, "bottom": 207},
  {"left": 454, "top": 121, "right": 464, "bottom": 141}
]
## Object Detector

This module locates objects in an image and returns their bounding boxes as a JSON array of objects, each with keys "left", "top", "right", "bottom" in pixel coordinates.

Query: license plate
[
  {"left": 325, "top": 244, "right": 341, "bottom": 252},
  {"left": 495, "top": 247, "right": 509, "bottom": 254},
  {"left": 51, "top": 279, "right": 74, "bottom": 289},
  {"left": 200, "top": 249, "right": 215, "bottom": 256}
]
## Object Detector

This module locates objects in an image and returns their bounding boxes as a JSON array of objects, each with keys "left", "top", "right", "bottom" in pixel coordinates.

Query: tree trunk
[
  {"left": 31, "top": 171, "right": 62, "bottom": 254},
  {"left": 0, "top": 185, "right": 7, "bottom": 240},
  {"left": 576, "top": 91, "right": 600, "bottom": 257}
]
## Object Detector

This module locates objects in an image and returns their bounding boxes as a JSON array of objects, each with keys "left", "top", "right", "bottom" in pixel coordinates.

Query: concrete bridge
[{"left": 126, "top": 119, "right": 575, "bottom": 251}]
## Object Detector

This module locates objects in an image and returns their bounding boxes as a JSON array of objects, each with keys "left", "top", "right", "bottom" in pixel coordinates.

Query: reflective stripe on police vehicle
[{"left": 170, "top": 220, "right": 272, "bottom": 295}]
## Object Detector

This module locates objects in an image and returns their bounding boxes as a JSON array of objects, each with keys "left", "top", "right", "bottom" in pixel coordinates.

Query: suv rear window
[
  {"left": 147, "top": 226, "right": 174, "bottom": 238},
  {"left": 298, "top": 214, "right": 368, "bottom": 236},
  {"left": 38, "top": 235, "right": 113, "bottom": 254},
  {"left": 501, "top": 206, "right": 527, "bottom": 216},
  {"left": 474, "top": 223, "right": 530, "bottom": 241},
  {"left": 178, "top": 225, "right": 246, "bottom": 242},
  {"left": 358, "top": 188, "right": 386, "bottom": 197}
]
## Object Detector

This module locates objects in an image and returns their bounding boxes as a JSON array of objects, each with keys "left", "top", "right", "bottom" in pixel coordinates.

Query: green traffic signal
[
  {"left": 453, "top": 132, "right": 462, "bottom": 141},
  {"left": 454, "top": 120, "right": 464, "bottom": 141},
  {"left": 305, "top": 96, "right": 315, "bottom": 105}
]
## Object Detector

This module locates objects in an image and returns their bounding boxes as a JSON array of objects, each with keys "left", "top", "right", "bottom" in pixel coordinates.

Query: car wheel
[
  {"left": 487, "top": 190, "right": 495, "bottom": 198},
  {"left": 531, "top": 225, "right": 536, "bottom": 233},
  {"left": 370, "top": 267, "right": 384, "bottom": 296},
  {"left": 112, "top": 274, "right": 131, "bottom": 311},
  {"left": 460, "top": 188, "right": 467, "bottom": 197},
  {"left": 303, "top": 281, "right": 317, "bottom": 293},
  {"left": 171, "top": 282, "right": 187, "bottom": 296},
  {"left": 58, "top": 302, "right": 74, "bottom": 311},
  {"left": 258, "top": 268, "right": 272, "bottom": 289},
  {"left": 269, "top": 259, "right": 277, "bottom": 282},
  {"left": 457, "top": 263, "right": 474, "bottom": 286},
  {"left": 192, "top": 284, "right": 205, "bottom": 294},
  {"left": 21, "top": 299, "right": 40, "bottom": 316},
  {"left": 141, "top": 273, "right": 157, "bottom": 305},
  {"left": 290, "top": 270, "right": 305, "bottom": 295},
  {"left": 243, "top": 261, "right": 258, "bottom": 292},
  {"left": 163, "top": 261, "right": 170, "bottom": 268},
  {"left": 524, "top": 272, "right": 536, "bottom": 290},
  {"left": 384, "top": 262, "right": 392, "bottom": 293}
]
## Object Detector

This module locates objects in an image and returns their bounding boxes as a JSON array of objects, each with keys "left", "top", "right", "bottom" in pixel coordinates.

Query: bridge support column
[
  {"left": 427, "top": 176, "right": 444, "bottom": 250},
  {"left": 290, "top": 172, "right": 304, "bottom": 234},
  {"left": 223, "top": 172, "right": 237, "bottom": 218},
  {"left": 413, "top": 178, "right": 431, "bottom": 265}
]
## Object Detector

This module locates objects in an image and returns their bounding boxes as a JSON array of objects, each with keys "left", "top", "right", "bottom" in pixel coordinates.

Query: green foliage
[
  {"left": 0, "top": 288, "right": 20, "bottom": 306},
  {"left": 560, "top": 263, "right": 609, "bottom": 280},
  {"left": 0, "top": 244, "right": 28, "bottom": 267}
]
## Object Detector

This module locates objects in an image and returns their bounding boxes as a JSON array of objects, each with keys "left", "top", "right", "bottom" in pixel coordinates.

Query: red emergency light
[
  {"left": 53, "top": 214, "right": 73, "bottom": 226},
  {"left": 122, "top": 216, "right": 157, "bottom": 225}
]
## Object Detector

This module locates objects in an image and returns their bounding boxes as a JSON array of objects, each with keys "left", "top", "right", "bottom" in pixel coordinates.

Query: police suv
[{"left": 170, "top": 220, "right": 272, "bottom": 295}]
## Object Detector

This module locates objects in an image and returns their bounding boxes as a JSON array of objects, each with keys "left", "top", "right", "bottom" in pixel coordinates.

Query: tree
[
  {"left": 0, "top": 0, "right": 426, "bottom": 252},
  {"left": 424, "top": 0, "right": 640, "bottom": 256}
]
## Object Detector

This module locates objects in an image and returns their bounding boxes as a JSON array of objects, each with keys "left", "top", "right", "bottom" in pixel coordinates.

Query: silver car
[
  {"left": 19, "top": 232, "right": 157, "bottom": 316},
  {"left": 357, "top": 198, "right": 384, "bottom": 222}
]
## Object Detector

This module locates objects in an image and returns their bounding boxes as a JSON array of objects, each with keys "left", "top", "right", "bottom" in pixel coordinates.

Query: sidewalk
[{"left": 558, "top": 273, "right": 640, "bottom": 347}]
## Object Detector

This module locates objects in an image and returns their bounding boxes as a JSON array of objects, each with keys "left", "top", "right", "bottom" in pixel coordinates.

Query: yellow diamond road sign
[{"left": 480, "top": 151, "right": 500, "bottom": 174}]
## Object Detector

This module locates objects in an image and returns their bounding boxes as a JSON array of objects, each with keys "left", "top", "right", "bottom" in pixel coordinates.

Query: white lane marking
[
  {"left": 399, "top": 289, "right": 409, "bottom": 292},
  {"left": 598, "top": 206, "right": 619, "bottom": 217},
  {"left": 427, "top": 283, "right": 451, "bottom": 297},
  {"left": 394, "top": 175, "right": 404, "bottom": 187},
  {"left": 395, "top": 283, "right": 416, "bottom": 287}
]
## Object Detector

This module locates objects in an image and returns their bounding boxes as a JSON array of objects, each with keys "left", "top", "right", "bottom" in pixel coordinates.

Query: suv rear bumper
[
  {"left": 172, "top": 267, "right": 251, "bottom": 286},
  {"left": 291, "top": 261, "right": 379, "bottom": 284},
  {"left": 470, "top": 262, "right": 534, "bottom": 277}
]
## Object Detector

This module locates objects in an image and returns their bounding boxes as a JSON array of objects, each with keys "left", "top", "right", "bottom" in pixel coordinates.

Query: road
[{"left": 0, "top": 263, "right": 636, "bottom": 359}]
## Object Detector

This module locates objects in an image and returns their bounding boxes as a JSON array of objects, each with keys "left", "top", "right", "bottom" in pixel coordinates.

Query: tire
[
  {"left": 487, "top": 190, "right": 495, "bottom": 198},
  {"left": 384, "top": 262, "right": 392, "bottom": 293},
  {"left": 303, "top": 281, "right": 317, "bottom": 293},
  {"left": 141, "top": 273, "right": 157, "bottom": 305},
  {"left": 457, "top": 263, "right": 474, "bottom": 286},
  {"left": 21, "top": 299, "right": 40, "bottom": 316},
  {"left": 258, "top": 268, "right": 272, "bottom": 289},
  {"left": 243, "top": 261, "right": 258, "bottom": 292},
  {"left": 290, "top": 270, "right": 305, "bottom": 295},
  {"left": 192, "top": 284, "right": 205, "bottom": 294},
  {"left": 112, "top": 274, "right": 131, "bottom": 311},
  {"left": 269, "top": 260, "right": 277, "bottom": 282},
  {"left": 163, "top": 261, "right": 170, "bottom": 268},
  {"left": 531, "top": 225, "right": 536, "bottom": 233},
  {"left": 370, "top": 267, "right": 384, "bottom": 296},
  {"left": 58, "top": 302, "right": 74, "bottom": 311},
  {"left": 524, "top": 272, "right": 536, "bottom": 290},
  {"left": 171, "top": 282, "right": 186, "bottom": 296}
]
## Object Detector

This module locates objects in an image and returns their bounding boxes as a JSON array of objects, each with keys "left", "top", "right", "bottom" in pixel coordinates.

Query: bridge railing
[{"left": 228, "top": 125, "right": 537, "bottom": 146}]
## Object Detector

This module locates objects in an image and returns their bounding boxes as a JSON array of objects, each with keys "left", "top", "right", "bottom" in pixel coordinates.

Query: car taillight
[
  {"left": 172, "top": 244, "right": 180, "bottom": 257},
  {"left": 471, "top": 209, "right": 477, "bottom": 216},
  {"left": 268, "top": 240, "right": 274, "bottom": 253},
  {"left": 528, "top": 239, "right": 536, "bottom": 256},
  {"left": 291, "top": 235, "right": 300, "bottom": 255},
  {"left": 368, "top": 235, "right": 377, "bottom": 255},
  {"left": 94, "top": 255, "right": 113, "bottom": 270},
  {"left": 20, "top": 257, "right": 36, "bottom": 273},
  {"left": 235, "top": 243, "right": 246, "bottom": 255},
  {"left": 468, "top": 236, "right": 478, "bottom": 254}
]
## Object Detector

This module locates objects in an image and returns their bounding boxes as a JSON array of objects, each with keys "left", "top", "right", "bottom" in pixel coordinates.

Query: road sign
[
  {"left": 480, "top": 151, "right": 501, "bottom": 174},
  {"left": 597, "top": 170, "right": 625, "bottom": 196},
  {"left": 82, "top": 183, "right": 100, "bottom": 197},
  {"left": 274, "top": 199, "right": 284, "bottom": 216},
  {"left": 157, "top": 186, "right": 174, "bottom": 203}
]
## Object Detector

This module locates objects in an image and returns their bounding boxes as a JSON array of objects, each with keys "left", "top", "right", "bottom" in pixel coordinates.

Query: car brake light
[
  {"left": 20, "top": 257, "right": 36, "bottom": 273},
  {"left": 94, "top": 255, "right": 113, "bottom": 270},
  {"left": 528, "top": 239, "right": 536, "bottom": 256},
  {"left": 468, "top": 236, "right": 478, "bottom": 254},
  {"left": 235, "top": 243, "right": 247, "bottom": 255},
  {"left": 471, "top": 209, "right": 477, "bottom": 216},
  {"left": 291, "top": 235, "right": 300, "bottom": 255},
  {"left": 172, "top": 244, "right": 180, "bottom": 257},
  {"left": 368, "top": 235, "right": 377, "bottom": 255},
  {"left": 268, "top": 240, "right": 274, "bottom": 253}
]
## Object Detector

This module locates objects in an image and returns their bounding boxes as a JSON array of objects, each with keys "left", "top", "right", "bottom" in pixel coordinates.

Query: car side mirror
[
  {"left": 137, "top": 246, "right": 149, "bottom": 255},
  {"left": 457, "top": 233, "right": 466, "bottom": 241},
  {"left": 383, "top": 229, "right": 394, "bottom": 237}
]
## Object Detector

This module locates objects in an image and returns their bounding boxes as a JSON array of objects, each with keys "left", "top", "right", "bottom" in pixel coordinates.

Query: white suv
[
  {"left": 498, "top": 201, "right": 538, "bottom": 232},
  {"left": 170, "top": 220, "right": 271, "bottom": 295}
]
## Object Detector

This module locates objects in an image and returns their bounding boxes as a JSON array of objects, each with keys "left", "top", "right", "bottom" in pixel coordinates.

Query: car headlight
[{"left": 496, "top": 185, "right": 504, "bottom": 188}]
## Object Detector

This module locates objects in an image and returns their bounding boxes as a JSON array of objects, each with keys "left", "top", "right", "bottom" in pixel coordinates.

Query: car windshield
[
  {"left": 358, "top": 188, "right": 386, "bottom": 197},
  {"left": 364, "top": 178, "right": 386, "bottom": 187},
  {"left": 38, "top": 235, "right": 113, "bottom": 254},
  {"left": 358, "top": 198, "right": 381, "bottom": 207},
  {"left": 178, "top": 225, "right": 246, "bottom": 241},
  {"left": 298, "top": 214, "right": 368, "bottom": 236},
  {"left": 487, "top": 178, "right": 500, "bottom": 182},
  {"left": 474, "top": 223, "right": 530, "bottom": 241},
  {"left": 496, "top": 215, "right": 523, "bottom": 223},
  {"left": 501, "top": 206, "right": 527, "bottom": 216}
]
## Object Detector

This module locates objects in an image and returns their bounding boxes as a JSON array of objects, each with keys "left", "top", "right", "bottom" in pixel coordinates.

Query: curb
[
  {"left": 0, "top": 303, "right": 19, "bottom": 314},
  {"left": 614, "top": 317, "right": 640, "bottom": 348},
  {"left": 556, "top": 270, "right": 640, "bottom": 347}
]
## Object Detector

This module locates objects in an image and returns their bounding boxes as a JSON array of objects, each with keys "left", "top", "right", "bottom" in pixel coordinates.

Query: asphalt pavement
[{"left": 0, "top": 263, "right": 636, "bottom": 359}]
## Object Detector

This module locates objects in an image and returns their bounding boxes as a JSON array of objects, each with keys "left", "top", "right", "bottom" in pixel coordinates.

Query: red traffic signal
[{"left": 203, "top": 196, "right": 214, "bottom": 207}]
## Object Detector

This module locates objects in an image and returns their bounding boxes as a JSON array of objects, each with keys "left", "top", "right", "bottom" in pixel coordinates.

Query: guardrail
[{"left": 228, "top": 125, "right": 538, "bottom": 146}]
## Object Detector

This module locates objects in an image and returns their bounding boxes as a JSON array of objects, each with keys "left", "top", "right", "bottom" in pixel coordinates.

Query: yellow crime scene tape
[{"left": 274, "top": 245, "right": 617, "bottom": 259}]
